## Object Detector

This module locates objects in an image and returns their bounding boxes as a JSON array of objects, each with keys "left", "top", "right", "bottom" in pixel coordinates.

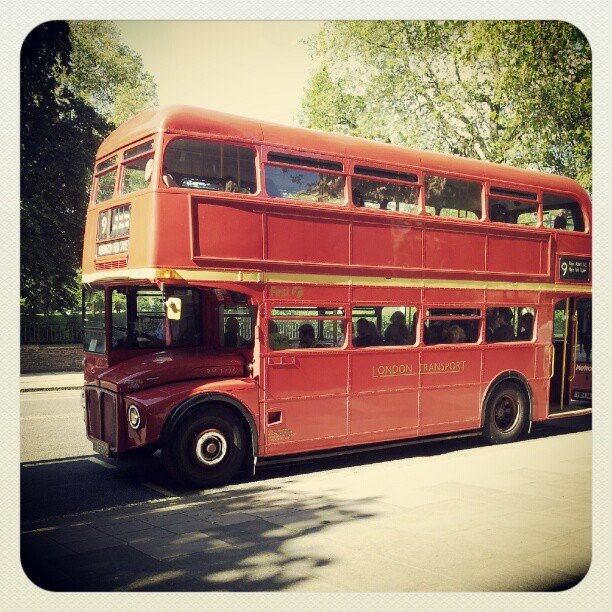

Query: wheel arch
[
  {"left": 160, "top": 392, "right": 259, "bottom": 464},
  {"left": 481, "top": 371, "right": 534, "bottom": 433}
]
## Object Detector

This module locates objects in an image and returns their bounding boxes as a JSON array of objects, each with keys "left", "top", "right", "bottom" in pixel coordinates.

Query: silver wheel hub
[{"left": 195, "top": 429, "right": 227, "bottom": 466}]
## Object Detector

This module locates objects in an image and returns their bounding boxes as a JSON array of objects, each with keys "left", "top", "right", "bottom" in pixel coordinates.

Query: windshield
[
  {"left": 83, "top": 286, "right": 106, "bottom": 353},
  {"left": 110, "top": 286, "right": 201, "bottom": 350}
]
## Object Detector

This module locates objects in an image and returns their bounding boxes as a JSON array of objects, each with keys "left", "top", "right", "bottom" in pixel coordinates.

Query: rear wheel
[
  {"left": 483, "top": 382, "right": 528, "bottom": 444},
  {"left": 161, "top": 405, "right": 245, "bottom": 488}
]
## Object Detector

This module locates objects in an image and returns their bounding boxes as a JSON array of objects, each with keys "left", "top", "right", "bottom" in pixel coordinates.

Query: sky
[{"left": 116, "top": 21, "right": 324, "bottom": 126}]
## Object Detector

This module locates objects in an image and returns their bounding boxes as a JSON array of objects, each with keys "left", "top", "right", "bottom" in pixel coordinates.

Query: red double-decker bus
[{"left": 82, "top": 106, "right": 591, "bottom": 487}]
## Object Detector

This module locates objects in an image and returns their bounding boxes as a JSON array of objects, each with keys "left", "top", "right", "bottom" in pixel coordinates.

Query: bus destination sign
[{"left": 559, "top": 256, "right": 590, "bottom": 282}]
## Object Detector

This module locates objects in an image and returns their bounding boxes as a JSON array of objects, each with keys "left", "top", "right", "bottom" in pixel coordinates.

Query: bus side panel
[
  {"left": 192, "top": 199, "right": 263, "bottom": 261},
  {"left": 351, "top": 222, "right": 422, "bottom": 269},
  {"left": 349, "top": 349, "right": 420, "bottom": 436},
  {"left": 419, "top": 347, "right": 482, "bottom": 433},
  {"left": 424, "top": 229, "right": 486, "bottom": 272},
  {"left": 530, "top": 378, "right": 550, "bottom": 421},
  {"left": 266, "top": 214, "right": 350, "bottom": 265},
  {"left": 487, "top": 235, "right": 548, "bottom": 275},
  {"left": 264, "top": 351, "right": 349, "bottom": 453},
  {"left": 482, "top": 346, "right": 536, "bottom": 381}
]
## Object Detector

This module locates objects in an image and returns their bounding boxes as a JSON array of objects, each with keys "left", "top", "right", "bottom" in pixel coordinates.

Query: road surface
[{"left": 20, "top": 389, "right": 592, "bottom": 591}]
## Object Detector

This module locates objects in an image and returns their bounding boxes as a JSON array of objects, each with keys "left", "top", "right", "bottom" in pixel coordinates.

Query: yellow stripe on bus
[{"left": 82, "top": 267, "right": 592, "bottom": 294}]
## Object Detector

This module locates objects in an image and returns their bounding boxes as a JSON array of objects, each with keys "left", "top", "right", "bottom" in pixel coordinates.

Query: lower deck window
[
  {"left": 486, "top": 307, "right": 535, "bottom": 343},
  {"left": 351, "top": 306, "right": 418, "bottom": 347},
  {"left": 221, "top": 305, "right": 253, "bottom": 348},
  {"left": 269, "top": 307, "right": 345, "bottom": 349},
  {"left": 424, "top": 308, "right": 481, "bottom": 345}
]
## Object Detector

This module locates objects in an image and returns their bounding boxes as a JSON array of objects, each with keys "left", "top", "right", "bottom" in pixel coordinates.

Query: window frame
[
  {"left": 110, "top": 285, "right": 202, "bottom": 350},
  {"left": 161, "top": 134, "right": 260, "bottom": 197},
  {"left": 350, "top": 304, "right": 419, "bottom": 349},
  {"left": 484, "top": 305, "right": 538, "bottom": 344},
  {"left": 266, "top": 305, "right": 348, "bottom": 351},
  {"left": 118, "top": 139, "right": 156, "bottom": 197},
  {"left": 93, "top": 155, "right": 119, "bottom": 205},
  {"left": 423, "top": 173, "right": 484, "bottom": 222},
  {"left": 264, "top": 147, "right": 347, "bottom": 206},
  {"left": 542, "top": 191, "right": 587, "bottom": 234},
  {"left": 422, "top": 306, "right": 483, "bottom": 346},
  {"left": 350, "top": 172, "right": 422, "bottom": 217}
]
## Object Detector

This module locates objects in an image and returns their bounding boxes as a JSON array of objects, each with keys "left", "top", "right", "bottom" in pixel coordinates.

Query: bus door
[
  {"left": 549, "top": 297, "right": 592, "bottom": 413},
  {"left": 569, "top": 297, "right": 592, "bottom": 404},
  {"left": 261, "top": 306, "right": 349, "bottom": 454}
]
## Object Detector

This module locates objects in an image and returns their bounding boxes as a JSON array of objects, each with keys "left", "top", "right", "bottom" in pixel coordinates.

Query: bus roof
[{"left": 98, "top": 105, "right": 589, "bottom": 199}]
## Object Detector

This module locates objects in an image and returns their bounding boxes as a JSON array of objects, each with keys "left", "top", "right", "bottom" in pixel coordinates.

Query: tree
[
  {"left": 21, "top": 21, "right": 159, "bottom": 314},
  {"left": 21, "top": 21, "right": 107, "bottom": 314},
  {"left": 64, "top": 21, "right": 158, "bottom": 127},
  {"left": 299, "top": 21, "right": 591, "bottom": 191}
]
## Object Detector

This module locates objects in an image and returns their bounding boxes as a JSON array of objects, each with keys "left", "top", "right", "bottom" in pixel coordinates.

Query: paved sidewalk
[
  {"left": 20, "top": 372, "right": 83, "bottom": 393},
  {"left": 20, "top": 428, "right": 592, "bottom": 592}
]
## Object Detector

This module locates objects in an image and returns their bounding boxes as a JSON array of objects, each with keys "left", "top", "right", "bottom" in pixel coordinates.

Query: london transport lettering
[{"left": 372, "top": 361, "right": 466, "bottom": 378}]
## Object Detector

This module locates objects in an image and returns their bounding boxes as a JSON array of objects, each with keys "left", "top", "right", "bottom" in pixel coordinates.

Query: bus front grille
[{"left": 85, "top": 388, "right": 118, "bottom": 449}]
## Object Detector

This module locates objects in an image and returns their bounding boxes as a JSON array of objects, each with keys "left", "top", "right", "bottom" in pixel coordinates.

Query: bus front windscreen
[{"left": 110, "top": 286, "right": 201, "bottom": 350}]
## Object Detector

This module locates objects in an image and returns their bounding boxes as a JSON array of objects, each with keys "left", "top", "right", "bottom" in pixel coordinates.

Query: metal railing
[{"left": 21, "top": 316, "right": 83, "bottom": 345}]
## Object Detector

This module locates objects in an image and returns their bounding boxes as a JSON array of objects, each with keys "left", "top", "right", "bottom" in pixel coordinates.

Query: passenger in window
[
  {"left": 493, "top": 308, "right": 515, "bottom": 342},
  {"left": 447, "top": 324, "right": 467, "bottom": 344},
  {"left": 485, "top": 309, "right": 498, "bottom": 342},
  {"left": 224, "top": 177, "right": 241, "bottom": 193},
  {"left": 298, "top": 323, "right": 322, "bottom": 348},
  {"left": 353, "top": 318, "right": 380, "bottom": 347},
  {"left": 517, "top": 312, "right": 534, "bottom": 341},
  {"left": 352, "top": 189, "right": 365, "bottom": 207},
  {"left": 224, "top": 316, "right": 246, "bottom": 348},
  {"left": 553, "top": 209, "right": 569, "bottom": 230},
  {"left": 425, "top": 320, "right": 444, "bottom": 345},
  {"left": 268, "top": 321, "right": 290, "bottom": 350},
  {"left": 408, "top": 311, "right": 419, "bottom": 345},
  {"left": 162, "top": 166, "right": 179, "bottom": 187},
  {"left": 384, "top": 311, "right": 410, "bottom": 346}
]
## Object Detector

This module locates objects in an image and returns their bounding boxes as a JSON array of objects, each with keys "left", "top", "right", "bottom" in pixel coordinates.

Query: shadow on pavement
[{"left": 21, "top": 481, "right": 380, "bottom": 591}]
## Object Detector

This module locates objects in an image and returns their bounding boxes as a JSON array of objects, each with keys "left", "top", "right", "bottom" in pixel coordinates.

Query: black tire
[
  {"left": 161, "top": 405, "right": 246, "bottom": 488},
  {"left": 482, "top": 381, "right": 528, "bottom": 444}
]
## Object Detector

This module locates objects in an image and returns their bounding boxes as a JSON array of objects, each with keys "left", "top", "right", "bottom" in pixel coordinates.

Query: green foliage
[
  {"left": 65, "top": 21, "right": 158, "bottom": 127},
  {"left": 21, "top": 22, "right": 107, "bottom": 314},
  {"left": 300, "top": 21, "right": 591, "bottom": 191},
  {"left": 21, "top": 21, "right": 158, "bottom": 316}
]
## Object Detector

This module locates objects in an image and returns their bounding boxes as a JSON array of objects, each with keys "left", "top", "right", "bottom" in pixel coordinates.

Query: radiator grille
[
  {"left": 95, "top": 258, "right": 127, "bottom": 270},
  {"left": 85, "top": 388, "right": 118, "bottom": 449}
]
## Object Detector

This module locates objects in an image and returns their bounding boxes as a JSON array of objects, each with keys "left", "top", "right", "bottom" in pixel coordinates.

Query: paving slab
[{"left": 21, "top": 428, "right": 592, "bottom": 591}]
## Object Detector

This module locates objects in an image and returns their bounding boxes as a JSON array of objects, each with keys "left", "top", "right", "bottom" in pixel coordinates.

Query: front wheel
[
  {"left": 482, "top": 382, "right": 528, "bottom": 444},
  {"left": 161, "top": 405, "right": 245, "bottom": 488}
]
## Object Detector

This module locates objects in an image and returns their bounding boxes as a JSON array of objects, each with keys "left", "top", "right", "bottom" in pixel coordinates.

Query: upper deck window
[
  {"left": 542, "top": 193, "right": 585, "bottom": 232},
  {"left": 489, "top": 198, "right": 539, "bottom": 227},
  {"left": 120, "top": 141, "right": 155, "bottom": 195},
  {"left": 265, "top": 165, "right": 345, "bottom": 205},
  {"left": 425, "top": 175, "right": 482, "bottom": 220},
  {"left": 163, "top": 138, "right": 257, "bottom": 194},
  {"left": 352, "top": 177, "right": 419, "bottom": 214},
  {"left": 94, "top": 156, "right": 117, "bottom": 204}
]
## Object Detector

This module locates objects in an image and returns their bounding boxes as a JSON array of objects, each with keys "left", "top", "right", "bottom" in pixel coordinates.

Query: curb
[{"left": 21, "top": 386, "right": 82, "bottom": 393}]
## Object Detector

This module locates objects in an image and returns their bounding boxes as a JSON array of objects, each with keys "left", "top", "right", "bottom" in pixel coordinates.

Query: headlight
[{"left": 127, "top": 405, "right": 141, "bottom": 429}]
